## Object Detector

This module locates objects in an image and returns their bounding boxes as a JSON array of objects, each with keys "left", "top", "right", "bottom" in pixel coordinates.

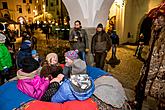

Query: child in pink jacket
[{"left": 17, "top": 57, "right": 49, "bottom": 100}]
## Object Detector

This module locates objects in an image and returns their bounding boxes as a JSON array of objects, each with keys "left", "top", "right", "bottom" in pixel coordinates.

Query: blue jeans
[{"left": 78, "top": 51, "right": 86, "bottom": 61}]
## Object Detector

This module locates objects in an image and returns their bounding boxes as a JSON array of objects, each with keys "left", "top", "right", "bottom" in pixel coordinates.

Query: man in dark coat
[
  {"left": 110, "top": 30, "right": 119, "bottom": 59},
  {"left": 69, "top": 20, "right": 89, "bottom": 61},
  {"left": 91, "top": 23, "right": 111, "bottom": 69}
]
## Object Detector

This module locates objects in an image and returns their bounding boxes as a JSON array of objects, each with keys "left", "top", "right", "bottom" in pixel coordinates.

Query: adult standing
[
  {"left": 110, "top": 30, "right": 119, "bottom": 59},
  {"left": 135, "top": 14, "right": 165, "bottom": 110},
  {"left": 0, "top": 33, "right": 12, "bottom": 84},
  {"left": 69, "top": 20, "right": 89, "bottom": 61},
  {"left": 134, "top": 33, "right": 145, "bottom": 59},
  {"left": 91, "top": 23, "right": 111, "bottom": 69}
]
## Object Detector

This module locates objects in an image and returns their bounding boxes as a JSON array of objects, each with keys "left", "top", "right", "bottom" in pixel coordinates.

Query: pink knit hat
[{"left": 64, "top": 50, "right": 79, "bottom": 60}]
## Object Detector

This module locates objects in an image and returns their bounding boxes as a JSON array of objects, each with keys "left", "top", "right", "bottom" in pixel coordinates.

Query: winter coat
[
  {"left": 17, "top": 70, "right": 49, "bottom": 99},
  {"left": 51, "top": 79, "right": 95, "bottom": 103},
  {"left": 40, "top": 65, "right": 63, "bottom": 79},
  {"left": 0, "top": 81, "right": 34, "bottom": 110},
  {"left": 0, "top": 43, "right": 12, "bottom": 71},
  {"left": 16, "top": 43, "right": 32, "bottom": 68},
  {"left": 91, "top": 31, "right": 111, "bottom": 54},
  {"left": 110, "top": 33, "right": 119, "bottom": 45},
  {"left": 16, "top": 98, "right": 98, "bottom": 110},
  {"left": 143, "top": 26, "right": 165, "bottom": 99},
  {"left": 69, "top": 28, "right": 89, "bottom": 52}
]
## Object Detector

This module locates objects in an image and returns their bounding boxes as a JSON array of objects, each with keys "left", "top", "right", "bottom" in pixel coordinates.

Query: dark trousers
[
  {"left": 0, "top": 69, "right": 11, "bottom": 85},
  {"left": 112, "top": 44, "right": 117, "bottom": 59},
  {"left": 94, "top": 52, "right": 107, "bottom": 69},
  {"left": 134, "top": 45, "right": 143, "bottom": 58}
]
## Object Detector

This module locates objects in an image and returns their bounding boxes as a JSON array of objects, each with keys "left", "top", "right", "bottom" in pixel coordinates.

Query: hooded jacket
[
  {"left": 0, "top": 43, "right": 12, "bottom": 71},
  {"left": 91, "top": 31, "right": 111, "bottom": 54},
  {"left": 17, "top": 70, "right": 49, "bottom": 100},
  {"left": 16, "top": 42, "right": 32, "bottom": 68}
]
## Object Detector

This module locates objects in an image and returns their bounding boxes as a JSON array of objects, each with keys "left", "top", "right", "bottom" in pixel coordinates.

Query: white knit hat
[
  {"left": 46, "top": 53, "right": 58, "bottom": 64},
  {"left": 0, "top": 33, "right": 6, "bottom": 43}
]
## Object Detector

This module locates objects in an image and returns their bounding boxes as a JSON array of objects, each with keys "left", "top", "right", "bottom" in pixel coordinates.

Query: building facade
[{"left": 0, "top": 0, "right": 36, "bottom": 24}]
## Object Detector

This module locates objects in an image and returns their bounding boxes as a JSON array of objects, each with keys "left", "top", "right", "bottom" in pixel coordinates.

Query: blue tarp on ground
[
  {"left": 86, "top": 65, "right": 111, "bottom": 80},
  {"left": 0, "top": 81, "right": 34, "bottom": 110}
]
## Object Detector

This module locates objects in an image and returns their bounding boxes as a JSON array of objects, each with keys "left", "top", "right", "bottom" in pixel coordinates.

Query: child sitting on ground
[
  {"left": 51, "top": 50, "right": 95, "bottom": 103},
  {"left": 40, "top": 53, "right": 64, "bottom": 101}
]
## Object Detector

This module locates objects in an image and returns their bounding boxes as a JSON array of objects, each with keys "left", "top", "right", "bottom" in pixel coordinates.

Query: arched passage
[{"left": 62, "top": 0, "right": 114, "bottom": 28}]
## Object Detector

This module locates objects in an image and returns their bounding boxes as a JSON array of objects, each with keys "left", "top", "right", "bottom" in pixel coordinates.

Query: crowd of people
[
  {"left": 0, "top": 10, "right": 164, "bottom": 109},
  {"left": 0, "top": 20, "right": 132, "bottom": 110}
]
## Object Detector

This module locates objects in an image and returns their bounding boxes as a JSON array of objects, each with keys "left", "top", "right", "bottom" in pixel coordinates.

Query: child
[
  {"left": 16, "top": 57, "right": 49, "bottom": 100},
  {"left": 51, "top": 50, "right": 95, "bottom": 103},
  {"left": 31, "top": 50, "right": 41, "bottom": 63},
  {"left": 40, "top": 53, "right": 64, "bottom": 101},
  {"left": 40, "top": 53, "right": 63, "bottom": 79},
  {"left": 62, "top": 50, "right": 79, "bottom": 79},
  {"left": 0, "top": 33, "right": 12, "bottom": 84}
]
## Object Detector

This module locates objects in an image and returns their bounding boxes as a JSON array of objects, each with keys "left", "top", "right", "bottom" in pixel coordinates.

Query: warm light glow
[
  {"left": 19, "top": 17, "right": 24, "bottom": 24},
  {"left": 64, "top": 22, "right": 67, "bottom": 25},
  {"left": 44, "top": 21, "right": 46, "bottom": 23},
  {"left": 33, "top": 10, "right": 38, "bottom": 16},
  {"left": 43, "top": 5, "right": 46, "bottom": 12},
  {"left": 114, "top": 0, "right": 125, "bottom": 7},
  {"left": 36, "top": 0, "right": 38, "bottom": 3},
  {"left": 55, "top": 23, "right": 58, "bottom": 26},
  {"left": 37, "top": 21, "right": 40, "bottom": 24}
]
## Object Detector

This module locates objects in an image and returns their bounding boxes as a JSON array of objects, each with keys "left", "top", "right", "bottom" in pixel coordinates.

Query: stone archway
[
  {"left": 62, "top": 0, "right": 114, "bottom": 28},
  {"left": 62, "top": 0, "right": 115, "bottom": 50}
]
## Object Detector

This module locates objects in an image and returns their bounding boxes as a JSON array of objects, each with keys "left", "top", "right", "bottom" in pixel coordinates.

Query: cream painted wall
[{"left": 122, "top": 0, "right": 163, "bottom": 43}]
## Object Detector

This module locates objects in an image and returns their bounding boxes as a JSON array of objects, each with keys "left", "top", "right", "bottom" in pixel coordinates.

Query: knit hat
[
  {"left": 21, "top": 57, "right": 40, "bottom": 73},
  {"left": 71, "top": 59, "right": 86, "bottom": 74},
  {"left": 46, "top": 53, "right": 58, "bottom": 64},
  {"left": 24, "top": 40, "right": 31, "bottom": 45},
  {"left": 0, "top": 23, "right": 4, "bottom": 31},
  {"left": 64, "top": 50, "right": 79, "bottom": 60},
  {"left": 32, "top": 50, "right": 37, "bottom": 56},
  {"left": 97, "top": 23, "right": 103, "bottom": 28},
  {"left": 0, "top": 33, "right": 6, "bottom": 43}
]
